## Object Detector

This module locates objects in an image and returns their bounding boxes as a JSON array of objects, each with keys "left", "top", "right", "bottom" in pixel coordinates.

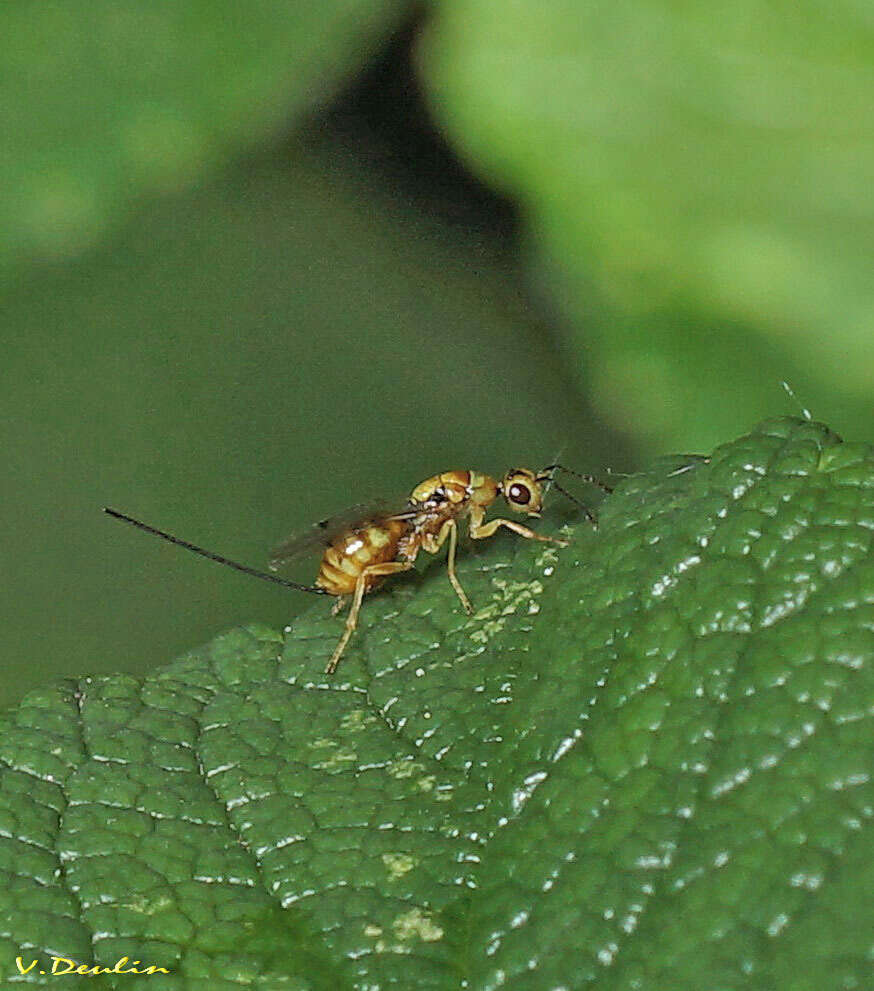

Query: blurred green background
[{"left": 2, "top": 1, "right": 871, "bottom": 708}]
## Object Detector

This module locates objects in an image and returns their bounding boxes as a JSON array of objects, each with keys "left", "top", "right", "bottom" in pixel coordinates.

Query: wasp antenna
[
  {"left": 543, "top": 445, "right": 566, "bottom": 492},
  {"left": 780, "top": 380, "right": 813, "bottom": 421},
  {"left": 548, "top": 480, "right": 597, "bottom": 525},
  {"left": 103, "top": 507, "right": 328, "bottom": 594},
  {"left": 539, "top": 464, "right": 614, "bottom": 494}
]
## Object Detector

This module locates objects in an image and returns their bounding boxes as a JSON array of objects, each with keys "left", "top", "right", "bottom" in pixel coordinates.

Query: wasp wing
[{"left": 268, "top": 500, "right": 418, "bottom": 572}]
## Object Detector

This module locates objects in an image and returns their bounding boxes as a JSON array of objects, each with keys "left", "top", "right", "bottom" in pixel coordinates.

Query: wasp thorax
[{"left": 500, "top": 468, "right": 544, "bottom": 515}]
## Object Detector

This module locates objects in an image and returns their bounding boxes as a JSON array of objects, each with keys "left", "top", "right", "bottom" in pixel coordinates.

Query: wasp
[{"left": 105, "top": 464, "right": 609, "bottom": 674}]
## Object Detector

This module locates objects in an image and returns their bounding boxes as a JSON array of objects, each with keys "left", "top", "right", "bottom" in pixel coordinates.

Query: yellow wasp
[{"left": 105, "top": 464, "right": 609, "bottom": 673}]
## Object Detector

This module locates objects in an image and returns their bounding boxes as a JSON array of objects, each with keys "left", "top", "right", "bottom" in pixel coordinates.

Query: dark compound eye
[{"left": 508, "top": 482, "right": 531, "bottom": 505}]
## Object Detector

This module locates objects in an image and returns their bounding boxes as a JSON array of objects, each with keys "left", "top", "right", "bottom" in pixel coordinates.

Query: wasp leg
[
  {"left": 326, "top": 561, "right": 412, "bottom": 675},
  {"left": 445, "top": 518, "right": 473, "bottom": 614},
  {"left": 469, "top": 517, "right": 569, "bottom": 547},
  {"left": 331, "top": 596, "right": 346, "bottom": 617},
  {"left": 422, "top": 519, "right": 472, "bottom": 614}
]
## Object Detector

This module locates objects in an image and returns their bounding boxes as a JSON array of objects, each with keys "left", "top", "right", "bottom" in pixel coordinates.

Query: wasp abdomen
[{"left": 316, "top": 518, "right": 409, "bottom": 596}]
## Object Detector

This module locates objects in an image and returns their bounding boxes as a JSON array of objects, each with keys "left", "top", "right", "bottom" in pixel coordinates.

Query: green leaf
[
  {"left": 0, "top": 0, "right": 404, "bottom": 276},
  {"left": 2, "top": 417, "right": 871, "bottom": 988},
  {"left": 420, "top": 1, "right": 874, "bottom": 449}
]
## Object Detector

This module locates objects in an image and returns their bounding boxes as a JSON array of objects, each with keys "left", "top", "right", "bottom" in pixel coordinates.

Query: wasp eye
[{"left": 508, "top": 482, "right": 531, "bottom": 506}]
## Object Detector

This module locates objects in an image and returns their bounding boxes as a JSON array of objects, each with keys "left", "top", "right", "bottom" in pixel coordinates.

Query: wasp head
[{"left": 499, "top": 468, "right": 549, "bottom": 516}]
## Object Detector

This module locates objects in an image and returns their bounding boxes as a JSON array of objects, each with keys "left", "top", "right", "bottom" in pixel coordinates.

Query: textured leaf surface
[
  {"left": 2, "top": 418, "right": 872, "bottom": 988},
  {"left": 421, "top": 1, "right": 874, "bottom": 448}
]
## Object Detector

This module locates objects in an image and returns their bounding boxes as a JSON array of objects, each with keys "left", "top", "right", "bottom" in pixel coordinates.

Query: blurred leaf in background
[
  {"left": 0, "top": 0, "right": 407, "bottom": 276},
  {"left": 421, "top": 0, "right": 874, "bottom": 449}
]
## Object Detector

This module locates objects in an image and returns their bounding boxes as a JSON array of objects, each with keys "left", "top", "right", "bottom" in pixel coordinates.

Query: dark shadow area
[{"left": 315, "top": 12, "right": 518, "bottom": 242}]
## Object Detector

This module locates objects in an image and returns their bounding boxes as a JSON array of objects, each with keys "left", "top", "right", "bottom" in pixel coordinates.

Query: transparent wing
[{"left": 268, "top": 499, "right": 417, "bottom": 571}]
